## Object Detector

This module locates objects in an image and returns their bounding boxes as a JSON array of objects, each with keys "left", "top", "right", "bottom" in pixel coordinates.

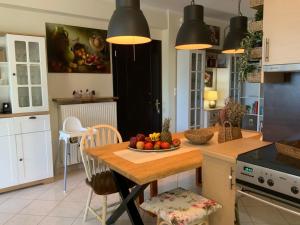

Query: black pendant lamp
[
  {"left": 176, "top": 0, "right": 212, "bottom": 50},
  {"left": 222, "top": 0, "right": 248, "bottom": 54},
  {"left": 107, "top": 0, "right": 151, "bottom": 45}
]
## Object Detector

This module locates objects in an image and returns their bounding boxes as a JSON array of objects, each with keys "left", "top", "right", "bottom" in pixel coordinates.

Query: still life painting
[{"left": 46, "top": 23, "right": 111, "bottom": 73}]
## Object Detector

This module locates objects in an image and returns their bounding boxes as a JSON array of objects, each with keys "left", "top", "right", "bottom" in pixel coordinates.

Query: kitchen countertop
[
  {"left": 201, "top": 134, "right": 271, "bottom": 163},
  {"left": 0, "top": 111, "right": 49, "bottom": 118}
]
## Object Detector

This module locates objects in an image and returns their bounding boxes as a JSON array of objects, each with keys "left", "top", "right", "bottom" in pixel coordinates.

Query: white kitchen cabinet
[
  {"left": 0, "top": 135, "right": 18, "bottom": 189},
  {"left": 0, "top": 34, "right": 49, "bottom": 113},
  {"left": 0, "top": 115, "right": 53, "bottom": 191},
  {"left": 263, "top": 0, "right": 300, "bottom": 66}
]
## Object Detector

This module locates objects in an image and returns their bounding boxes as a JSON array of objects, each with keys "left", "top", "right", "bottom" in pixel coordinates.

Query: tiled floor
[{"left": 0, "top": 170, "right": 298, "bottom": 225}]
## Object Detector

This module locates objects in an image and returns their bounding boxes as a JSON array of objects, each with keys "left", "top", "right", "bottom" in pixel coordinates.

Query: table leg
[
  {"left": 196, "top": 167, "right": 202, "bottom": 186},
  {"left": 150, "top": 181, "right": 158, "bottom": 197},
  {"left": 64, "top": 141, "right": 69, "bottom": 193},
  {"left": 107, "top": 171, "right": 149, "bottom": 225}
]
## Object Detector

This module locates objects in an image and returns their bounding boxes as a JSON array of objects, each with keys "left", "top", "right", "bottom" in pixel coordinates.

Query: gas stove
[{"left": 236, "top": 143, "right": 300, "bottom": 208}]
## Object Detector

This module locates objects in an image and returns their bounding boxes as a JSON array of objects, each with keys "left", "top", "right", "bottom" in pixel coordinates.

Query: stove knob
[
  {"left": 267, "top": 179, "right": 274, "bottom": 187},
  {"left": 258, "top": 176, "right": 265, "bottom": 184},
  {"left": 291, "top": 186, "right": 299, "bottom": 195}
]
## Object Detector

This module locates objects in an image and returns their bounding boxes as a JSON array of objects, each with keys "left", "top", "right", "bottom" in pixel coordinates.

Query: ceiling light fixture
[
  {"left": 175, "top": 0, "right": 212, "bottom": 50},
  {"left": 222, "top": 0, "right": 248, "bottom": 54},
  {"left": 107, "top": 0, "right": 151, "bottom": 45}
]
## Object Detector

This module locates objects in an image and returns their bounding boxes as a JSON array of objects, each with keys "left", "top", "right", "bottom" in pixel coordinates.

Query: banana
[{"left": 150, "top": 132, "right": 160, "bottom": 141}]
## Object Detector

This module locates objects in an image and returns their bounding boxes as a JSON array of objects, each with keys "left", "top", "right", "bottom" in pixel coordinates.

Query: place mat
[{"left": 114, "top": 139, "right": 200, "bottom": 164}]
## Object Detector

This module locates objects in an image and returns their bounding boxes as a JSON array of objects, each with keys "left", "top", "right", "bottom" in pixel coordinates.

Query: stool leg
[{"left": 64, "top": 141, "right": 69, "bottom": 193}]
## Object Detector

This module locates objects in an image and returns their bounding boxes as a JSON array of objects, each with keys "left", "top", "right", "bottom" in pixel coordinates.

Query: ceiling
[{"left": 140, "top": 0, "right": 254, "bottom": 20}]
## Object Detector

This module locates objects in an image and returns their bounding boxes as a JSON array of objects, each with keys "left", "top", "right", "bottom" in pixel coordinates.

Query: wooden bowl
[{"left": 184, "top": 128, "right": 214, "bottom": 145}]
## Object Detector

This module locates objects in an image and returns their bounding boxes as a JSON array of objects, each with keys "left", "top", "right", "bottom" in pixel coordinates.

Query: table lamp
[{"left": 204, "top": 90, "right": 218, "bottom": 108}]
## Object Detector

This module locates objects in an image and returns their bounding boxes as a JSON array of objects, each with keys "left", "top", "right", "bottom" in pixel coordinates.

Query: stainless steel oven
[{"left": 236, "top": 143, "right": 300, "bottom": 216}]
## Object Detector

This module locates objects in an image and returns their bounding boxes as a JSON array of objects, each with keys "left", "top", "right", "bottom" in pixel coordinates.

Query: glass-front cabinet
[{"left": 0, "top": 34, "right": 49, "bottom": 113}]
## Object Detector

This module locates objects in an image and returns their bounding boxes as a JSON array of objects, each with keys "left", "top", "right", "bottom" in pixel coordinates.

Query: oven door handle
[{"left": 237, "top": 189, "right": 300, "bottom": 216}]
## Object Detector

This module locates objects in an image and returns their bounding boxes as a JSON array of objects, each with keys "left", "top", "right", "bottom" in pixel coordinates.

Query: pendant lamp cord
[
  {"left": 238, "top": 0, "right": 242, "bottom": 16},
  {"left": 191, "top": 0, "right": 195, "bottom": 5}
]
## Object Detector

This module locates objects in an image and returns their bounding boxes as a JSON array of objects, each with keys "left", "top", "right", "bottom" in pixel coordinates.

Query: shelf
[
  {"left": 52, "top": 97, "right": 119, "bottom": 105},
  {"left": 240, "top": 96, "right": 264, "bottom": 99},
  {"left": 249, "top": 20, "right": 263, "bottom": 32},
  {"left": 249, "top": 0, "right": 264, "bottom": 10}
]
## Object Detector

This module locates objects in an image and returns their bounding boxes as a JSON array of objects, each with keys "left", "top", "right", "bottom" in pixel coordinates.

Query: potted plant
[{"left": 218, "top": 99, "right": 246, "bottom": 143}]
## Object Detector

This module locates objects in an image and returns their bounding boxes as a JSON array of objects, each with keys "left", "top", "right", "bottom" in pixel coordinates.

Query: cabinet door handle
[
  {"left": 265, "top": 38, "right": 270, "bottom": 62},
  {"left": 12, "top": 73, "right": 16, "bottom": 76},
  {"left": 29, "top": 116, "right": 37, "bottom": 119},
  {"left": 229, "top": 167, "right": 234, "bottom": 190},
  {"left": 19, "top": 158, "right": 23, "bottom": 162}
]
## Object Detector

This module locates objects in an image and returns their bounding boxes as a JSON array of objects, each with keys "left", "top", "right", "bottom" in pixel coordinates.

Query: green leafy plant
[
  {"left": 255, "top": 8, "right": 264, "bottom": 21},
  {"left": 238, "top": 31, "right": 263, "bottom": 81}
]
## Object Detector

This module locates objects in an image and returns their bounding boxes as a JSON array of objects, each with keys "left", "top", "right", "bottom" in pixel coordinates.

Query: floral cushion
[{"left": 140, "top": 188, "right": 222, "bottom": 225}]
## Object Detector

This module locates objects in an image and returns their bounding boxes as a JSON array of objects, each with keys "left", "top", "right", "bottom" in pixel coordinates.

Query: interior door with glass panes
[
  {"left": 7, "top": 35, "right": 48, "bottom": 113},
  {"left": 189, "top": 51, "right": 205, "bottom": 129}
]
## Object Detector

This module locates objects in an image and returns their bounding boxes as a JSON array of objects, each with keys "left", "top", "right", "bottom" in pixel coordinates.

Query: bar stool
[
  {"left": 140, "top": 187, "right": 222, "bottom": 225},
  {"left": 59, "top": 117, "right": 87, "bottom": 192}
]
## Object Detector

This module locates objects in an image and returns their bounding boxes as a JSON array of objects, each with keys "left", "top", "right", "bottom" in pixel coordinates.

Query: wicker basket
[
  {"left": 250, "top": 47, "right": 262, "bottom": 59},
  {"left": 247, "top": 72, "right": 261, "bottom": 83},
  {"left": 250, "top": 0, "right": 264, "bottom": 9},
  {"left": 276, "top": 142, "right": 300, "bottom": 160},
  {"left": 218, "top": 121, "right": 242, "bottom": 144},
  {"left": 249, "top": 20, "right": 263, "bottom": 32},
  {"left": 184, "top": 128, "right": 214, "bottom": 145}
]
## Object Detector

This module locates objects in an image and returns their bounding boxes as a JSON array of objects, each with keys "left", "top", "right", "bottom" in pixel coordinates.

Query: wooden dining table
[{"left": 85, "top": 131, "right": 259, "bottom": 225}]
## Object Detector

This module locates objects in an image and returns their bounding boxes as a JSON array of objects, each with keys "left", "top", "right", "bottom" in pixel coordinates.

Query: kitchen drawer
[
  {"left": 14, "top": 115, "right": 50, "bottom": 134},
  {"left": 0, "top": 118, "right": 15, "bottom": 137}
]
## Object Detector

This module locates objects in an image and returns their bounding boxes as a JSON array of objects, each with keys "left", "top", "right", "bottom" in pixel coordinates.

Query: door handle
[
  {"left": 229, "top": 167, "right": 235, "bottom": 190},
  {"left": 29, "top": 116, "right": 37, "bottom": 119},
  {"left": 265, "top": 38, "right": 270, "bottom": 63},
  {"left": 155, "top": 99, "right": 161, "bottom": 114}
]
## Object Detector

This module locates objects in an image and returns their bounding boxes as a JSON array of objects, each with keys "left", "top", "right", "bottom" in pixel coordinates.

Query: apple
[
  {"left": 129, "top": 137, "right": 138, "bottom": 148},
  {"left": 136, "top": 134, "right": 145, "bottom": 142},
  {"left": 144, "top": 142, "right": 154, "bottom": 150},
  {"left": 172, "top": 138, "right": 181, "bottom": 147},
  {"left": 154, "top": 143, "right": 161, "bottom": 150},
  {"left": 160, "top": 141, "right": 171, "bottom": 149},
  {"left": 136, "top": 141, "right": 145, "bottom": 150}
]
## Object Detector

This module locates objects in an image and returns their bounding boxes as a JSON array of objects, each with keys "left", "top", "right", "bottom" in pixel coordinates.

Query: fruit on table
[
  {"left": 154, "top": 142, "right": 161, "bottom": 150},
  {"left": 136, "top": 134, "right": 145, "bottom": 142},
  {"left": 160, "top": 141, "right": 171, "bottom": 149},
  {"left": 172, "top": 138, "right": 181, "bottom": 147},
  {"left": 129, "top": 137, "right": 138, "bottom": 148},
  {"left": 144, "top": 142, "right": 154, "bottom": 150},
  {"left": 136, "top": 141, "right": 145, "bottom": 150},
  {"left": 144, "top": 137, "right": 152, "bottom": 143},
  {"left": 150, "top": 132, "right": 160, "bottom": 141},
  {"left": 160, "top": 118, "right": 172, "bottom": 144}
]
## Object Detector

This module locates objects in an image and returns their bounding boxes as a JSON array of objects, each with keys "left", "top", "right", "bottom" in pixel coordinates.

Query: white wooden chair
[{"left": 80, "top": 124, "right": 123, "bottom": 224}]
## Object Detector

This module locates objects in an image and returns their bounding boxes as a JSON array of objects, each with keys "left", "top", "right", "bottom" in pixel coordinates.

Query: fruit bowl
[
  {"left": 184, "top": 128, "right": 214, "bottom": 145},
  {"left": 128, "top": 132, "right": 181, "bottom": 152}
]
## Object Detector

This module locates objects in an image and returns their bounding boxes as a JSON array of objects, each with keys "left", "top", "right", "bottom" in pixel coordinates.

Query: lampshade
[
  {"left": 222, "top": 16, "right": 248, "bottom": 54},
  {"left": 107, "top": 0, "right": 151, "bottom": 45},
  {"left": 204, "top": 90, "right": 218, "bottom": 101},
  {"left": 175, "top": 3, "right": 212, "bottom": 50}
]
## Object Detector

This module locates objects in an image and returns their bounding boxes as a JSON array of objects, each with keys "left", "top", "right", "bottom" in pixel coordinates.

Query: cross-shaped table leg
[{"left": 107, "top": 171, "right": 149, "bottom": 225}]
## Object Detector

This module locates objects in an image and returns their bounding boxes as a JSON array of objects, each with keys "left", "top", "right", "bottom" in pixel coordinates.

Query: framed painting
[
  {"left": 205, "top": 70, "right": 214, "bottom": 88},
  {"left": 208, "top": 25, "right": 220, "bottom": 46},
  {"left": 46, "top": 23, "right": 111, "bottom": 73}
]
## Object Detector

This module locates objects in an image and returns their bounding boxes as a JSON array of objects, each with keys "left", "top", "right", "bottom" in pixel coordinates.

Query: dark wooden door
[{"left": 112, "top": 40, "right": 162, "bottom": 140}]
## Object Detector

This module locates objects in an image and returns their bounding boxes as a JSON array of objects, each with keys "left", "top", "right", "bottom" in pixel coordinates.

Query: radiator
[{"left": 59, "top": 102, "right": 117, "bottom": 165}]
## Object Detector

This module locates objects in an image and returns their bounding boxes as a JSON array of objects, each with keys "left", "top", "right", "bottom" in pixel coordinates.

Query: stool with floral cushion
[{"left": 140, "top": 188, "right": 222, "bottom": 225}]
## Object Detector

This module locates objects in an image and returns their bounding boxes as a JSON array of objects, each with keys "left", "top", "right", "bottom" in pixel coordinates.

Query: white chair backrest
[
  {"left": 63, "top": 117, "right": 84, "bottom": 132},
  {"left": 80, "top": 124, "right": 123, "bottom": 181}
]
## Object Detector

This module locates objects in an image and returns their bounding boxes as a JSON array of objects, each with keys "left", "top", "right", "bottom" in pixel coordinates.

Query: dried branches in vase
[{"left": 218, "top": 99, "right": 246, "bottom": 143}]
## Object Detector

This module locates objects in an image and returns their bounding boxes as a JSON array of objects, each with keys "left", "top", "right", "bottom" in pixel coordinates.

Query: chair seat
[
  {"left": 140, "top": 188, "right": 222, "bottom": 225},
  {"left": 86, "top": 171, "right": 136, "bottom": 196},
  {"left": 86, "top": 171, "right": 118, "bottom": 195}
]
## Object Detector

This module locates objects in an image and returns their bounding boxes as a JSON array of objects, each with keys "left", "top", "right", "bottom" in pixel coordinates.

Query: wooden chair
[{"left": 79, "top": 124, "right": 123, "bottom": 224}]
